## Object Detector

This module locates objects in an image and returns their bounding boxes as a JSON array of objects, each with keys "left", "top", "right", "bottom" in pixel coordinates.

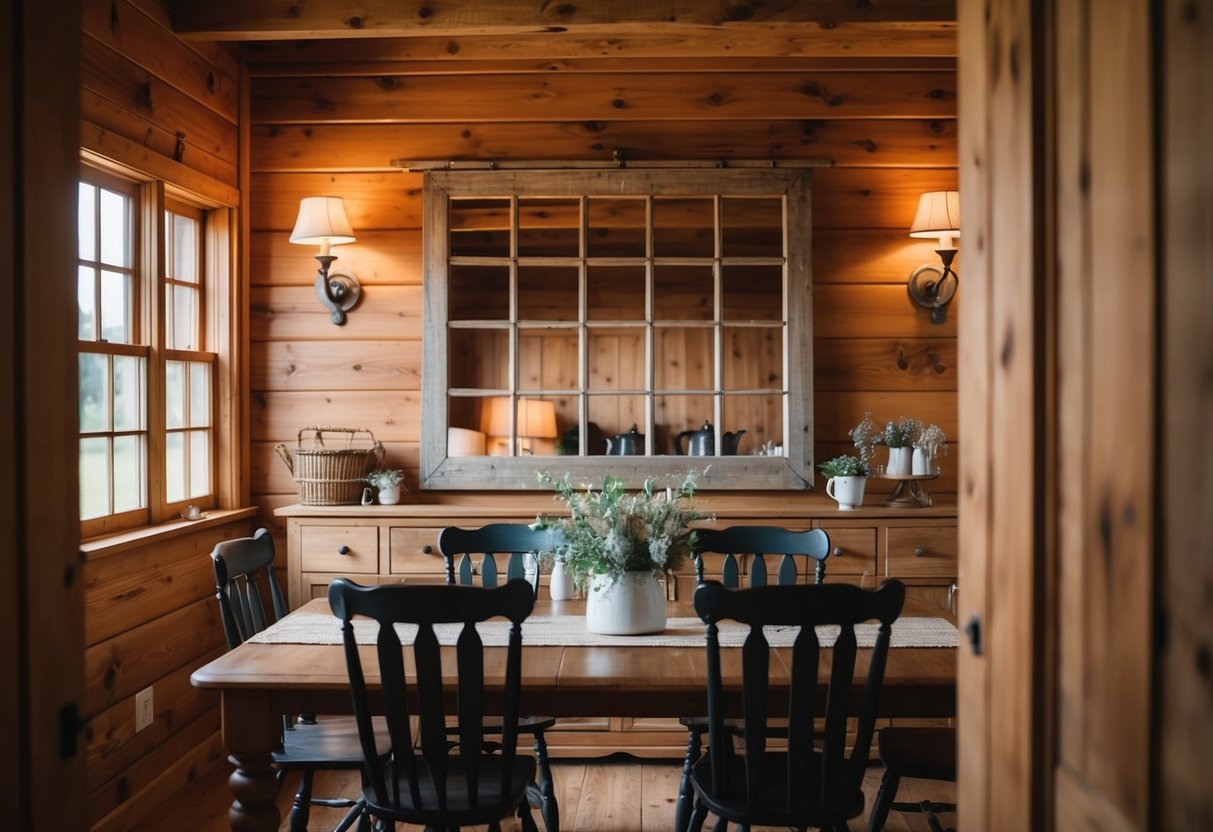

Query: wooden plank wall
[
  {"left": 78, "top": 2, "right": 253, "bottom": 829},
  {"left": 246, "top": 46, "right": 961, "bottom": 536}
]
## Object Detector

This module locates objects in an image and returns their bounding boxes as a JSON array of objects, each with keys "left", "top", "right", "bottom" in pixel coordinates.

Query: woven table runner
[{"left": 249, "top": 614, "right": 957, "bottom": 649}]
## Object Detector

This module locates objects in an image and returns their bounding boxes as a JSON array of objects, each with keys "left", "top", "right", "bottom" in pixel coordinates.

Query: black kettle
[
  {"left": 674, "top": 420, "right": 746, "bottom": 456},
  {"left": 605, "top": 424, "right": 644, "bottom": 456}
]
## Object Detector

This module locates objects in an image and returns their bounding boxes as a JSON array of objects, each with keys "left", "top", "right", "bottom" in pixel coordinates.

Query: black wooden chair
[
  {"left": 438, "top": 524, "right": 561, "bottom": 832},
  {"left": 867, "top": 726, "right": 957, "bottom": 832},
  {"left": 328, "top": 577, "right": 542, "bottom": 832},
  {"left": 675, "top": 525, "right": 832, "bottom": 832},
  {"left": 686, "top": 579, "right": 906, "bottom": 832},
  {"left": 211, "top": 528, "right": 383, "bottom": 832}
]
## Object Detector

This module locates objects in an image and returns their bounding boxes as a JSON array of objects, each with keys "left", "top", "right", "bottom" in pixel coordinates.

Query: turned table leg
[{"left": 228, "top": 752, "right": 280, "bottom": 832}]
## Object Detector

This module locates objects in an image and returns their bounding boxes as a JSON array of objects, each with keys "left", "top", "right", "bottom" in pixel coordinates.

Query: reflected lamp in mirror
[
  {"left": 447, "top": 426, "right": 487, "bottom": 457},
  {"left": 483, "top": 397, "right": 558, "bottom": 456},
  {"left": 908, "top": 190, "right": 961, "bottom": 324},
  {"left": 289, "top": 196, "right": 360, "bottom": 325}
]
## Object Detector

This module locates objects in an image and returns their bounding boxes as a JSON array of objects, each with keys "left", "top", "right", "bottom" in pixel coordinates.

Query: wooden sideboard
[{"left": 275, "top": 496, "right": 957, "bottom": 758}]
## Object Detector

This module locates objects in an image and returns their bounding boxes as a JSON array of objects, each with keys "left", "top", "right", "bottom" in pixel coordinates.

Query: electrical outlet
[{"left": 135, "top": 686, "right": 154, "bottom": 733}]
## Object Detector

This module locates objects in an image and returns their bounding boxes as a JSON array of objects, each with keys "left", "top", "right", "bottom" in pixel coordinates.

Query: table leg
[{"left": 228, "top": 752, "right": 280, "bottom": 832}]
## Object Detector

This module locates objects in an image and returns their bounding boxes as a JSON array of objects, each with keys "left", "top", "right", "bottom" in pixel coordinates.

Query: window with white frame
[{"left": 78, "top": 170, "right": 219, "bottom": 535}]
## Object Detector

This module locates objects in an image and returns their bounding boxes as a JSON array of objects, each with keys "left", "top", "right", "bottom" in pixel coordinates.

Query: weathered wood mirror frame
[{"left": 414, "top": 163, "right": 818, "bottom": 490}]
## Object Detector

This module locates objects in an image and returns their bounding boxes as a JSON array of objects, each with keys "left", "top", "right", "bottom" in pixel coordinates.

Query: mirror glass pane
[
  {"left": 722, "top": 326, "right": 783, "bottom": 391},
  {"left": 450, "top": 199, "right": 509, "bottom": 257},
  {"left": 723, "top": 264, "right": 783, "bottom": 322},
  {"left": 723, "top": 394, "right": 784, "bottom": 457},
  {"left": 518, "top": 329, "right": 578, "bottom": 392},
  {"left": 722, "top": 197, "right": 783, "bottom": 257},
  {"left": 588, "top": 395, "right": 646, "bottom": 455},
  {"left": 587, "top": 198, "right": 645, "bottom": 257},
  {"left": 654, "top": 326, "right": 714, "bottom": 392},
  {"left": 587, "top": 326, "right": 645, "bottom": 391},
  {"left": 518, "top": 265, "right": 577, "bottom": 321},
  {"left": 519, "top": 198, "right": 579, "bottom": 257},
  {"left": 449, "top": 329, "right": 508, "bottom": 389},
  {"left": 653, "top": 265, "right": 713, "bottom": 321},
  {"left": 655, "top": 394, "right": 716, "bottom": 456},
  {"left": 654, "top": 197, "right": 714, "bottom": 258},
  {"left": 449, "top": 265, "right": 509, "bottom": 321}
]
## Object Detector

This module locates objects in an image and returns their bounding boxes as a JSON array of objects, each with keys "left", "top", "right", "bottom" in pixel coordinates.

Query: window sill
[{"left": 80, "top": 506, "right": 258, "bottom": 562}]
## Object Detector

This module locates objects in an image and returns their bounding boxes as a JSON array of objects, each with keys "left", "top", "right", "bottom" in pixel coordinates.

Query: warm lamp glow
[
  {"left": 909, "top": 190, "right": 961, "bottom": 250},
  {"left": 482, "top": 397, "right": 558, "bottom": 455},
  {"left": 290, "top": 196, "right": 356, "bottom": 255}
]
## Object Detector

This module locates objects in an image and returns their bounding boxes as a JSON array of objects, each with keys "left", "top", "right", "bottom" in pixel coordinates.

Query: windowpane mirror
[{"left": 417, "top": 164, "right": 816, "bottom": 489}]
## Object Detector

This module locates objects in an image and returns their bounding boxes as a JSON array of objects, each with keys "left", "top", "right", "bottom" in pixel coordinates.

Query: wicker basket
[{"left": 275, "top": 426, "right": 386, "bottom": 506}]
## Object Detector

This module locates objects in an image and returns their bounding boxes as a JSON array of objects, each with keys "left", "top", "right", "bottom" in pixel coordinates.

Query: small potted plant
[
  {"left": 365, "top": 468, "right": 405, "bottom": 505},
  {"left": 882, "top": 417, "right": 923, "bottom": 476},
  {"left": 818, "top": 455, "right": 870, "bottom": 510}
]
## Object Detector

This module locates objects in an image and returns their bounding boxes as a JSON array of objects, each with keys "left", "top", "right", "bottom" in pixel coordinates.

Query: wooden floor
[{"left": 131, "top": 756, "right": 956, "bottom": 832}]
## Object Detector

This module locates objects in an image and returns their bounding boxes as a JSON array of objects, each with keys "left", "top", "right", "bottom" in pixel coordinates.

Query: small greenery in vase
[
  {"left": 818, "top": 455, "right": 870, "bottom": 478},
  {"left": 365, "top": 469, "right": 405, "bottom": 489},
  {"left": 882, "top": 418, "right": 924, "bottom": 449},
  {"left": 533, "top": 470, "right": 706, "bottom": 591}
]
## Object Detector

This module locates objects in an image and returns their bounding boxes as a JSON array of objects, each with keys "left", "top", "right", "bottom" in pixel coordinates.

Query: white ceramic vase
[
  {"left": 886, "top": 446, "right": 913, "bottom": 476},
  {"left": 377, "top": 484, "right": 401, "bottom": 505},
  {"left": 549, "top": 560, "right": 575, "bottom": 601},
  {"left": 825, "top": 475, "right": 867, "bottom": 510},
  {"left": 585, "top": 571, "right": 667, "bottom": 635},
  {"left": 912, "top": 446, "right": 931, "bottom": 475}
]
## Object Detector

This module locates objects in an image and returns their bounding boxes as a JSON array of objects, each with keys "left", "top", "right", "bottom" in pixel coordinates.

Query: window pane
[
  {"left": 722, "top": 326, "right": 784, "bottom": 392},
  {"left": 172, "top": 214, "right": 198, "bottom": 283},
  {"left": 172, "top": 285, "right": 198, "bottom": 350},
  {"left": 518, "top": 329, "right": 578, "bottom": 392},
  {"left": 450, "top": 199, "right": 509, "bottom": 257},
  {"left": 654, "top": 198, "right": 714, "bottom": 258},
  {"left": 588, "top": 395, "right": 646, "bottom": 454},
  {"left": 100, "top": 270, "right": 132, "bottom": 343},
  {"left": 99, "top": 188, "right": 129, "bottom": 267},
  {"left": 654, "top": 326, "right": 714, "bottom": 392},
  {"left": 79, "top": 437, "right": 110, "bottom": 519},
  {"left": 113, "top": 354, "right": 143, "bottom": 431},
  {"left": 79, "top": 353, "right": 108, "bottom": 432},
  {"left": 166, "top": 360, "right": 185, "bottom": 429},
  {"left": 519, "top": 198, "right": 579, "bottom": 257},
  {"left": 449, "top": 329, "right": 508, "bottom": 389},
  {"left": 517, "top": 266, "right": 577, "bottom": 321},
  {"left": 449, "top": 265, "right": 509, "bottom": 321},
  {"left": 78, "top": 266, "right": 96, "bottom": 340},
  {"left": 587, "top": 198, "right": 646, "bottom": 258},
  {"left": 588, "top": 327, "right": 645, "bottom": 391},
  {"left": 657, "top": 394, "right": 716, "bottom": 456},
  {"left": 723, "top": 394, "right": 783, "bottom": 456},
  {"left": 722, "top": 197, "right": 783, "bottom": 257},
  {"left": 165, "top": 431, "right": 185, "bottom": 503},
  {"left": 587, "top": 266, "right": 645, "bottom": 321},
  {"left": 189, "top": 361, "right": 210, "bottom": 426},
  {"left": 189, "top": 430, "right": 210, "bottom": 497},
  {"left": 112, "top": 434, "right": 144, "bottom": 512},
  {"left": 78, "top": 183, "right": 96, "bottom": 260},
  {"left": 723, "top": 265, "right": 783, "bottom": 322},
  {"left": 654, "top": 265, "right": 713, "bottom": 321}
]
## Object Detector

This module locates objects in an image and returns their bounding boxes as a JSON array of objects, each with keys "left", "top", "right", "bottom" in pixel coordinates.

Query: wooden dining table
[{"left": 191, "top": 595, "right": 956, "bottom": 832}]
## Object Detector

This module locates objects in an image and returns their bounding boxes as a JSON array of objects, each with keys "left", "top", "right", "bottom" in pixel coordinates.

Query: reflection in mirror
[
  {"left": 654, "top": 326, "right": 713, "bottom": 392},
  {"left": 518, "top": 266, "right": 578, "bottom": 321},
  {"left": 450, "top": 198, "right": 509, "bottom": 256},
  {"left": 724, "top": 394, "right": 784, "bottom": 457},
  {"left": 589, "top": 395, "right": 646, "bottom": 455},
  {"left": 588, "top": 265, "right": 646, "bottom": 321},
  {"left": 722, "top": 326, "right": 783, "bottom": 391},
  {"left": 519, "top": 198, "right": 579, "bottom": 257},
  {"left": 658, "top": 394, "right": 716, "bottom": 456},
  {"left": 449, "top": 265, "right": 509, "bottom": 320},
  {"left": 588, "top": 198, "right": 646, "bottom": 257},
  {"left": 518, "top": 329, "right": 578, "bottom": 392},
  {"left": 449, "top": 329, "right": 508, "bottom": 389},
  {"left": 722, "top": 197, "right": 783, "bottom": 257},
  {"left": 654, "top": 197, "right": 714, "bottom": 257},
  {"left": 587, "top": 327, "right": 645, "bottom": 391},
  {"left": 723, "top": 264, "right": 783, "bottom": 322},
  {"left": 653, "top": 265, "right": 713, "bottom": 321}
]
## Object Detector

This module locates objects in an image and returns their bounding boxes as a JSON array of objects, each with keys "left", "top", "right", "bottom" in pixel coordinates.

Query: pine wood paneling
[
  {"left": 251, "top": 72, "right": 957, "bottom": 123},
  {"left": 252, "top": 228, "right": 423, "bottom": 285},
  {"left": 80, "top": 34, "right": 238, "bottom": 166},
  {"left": 813, "top": 231, "right": 948, "bottom": 285},
  {"left": 814, "top": 338, "right": 957, "bottom": 391},
  {"left": 812, "top": 167, "right": 959, "bottom": 228},
  {"left": 250, "top": 171, "right": 419, "bottom": 230},
  {"left": 250, "top": 285, "right": 422, "bottom": 340},
  {"left": 249, "top": 118, "right": 957, "bottom": 171},
  {"left": 84, "top": 597, "right": 224, "bottom": 712},
  {"left": 252, "top": 391, "right": 421, "bottom": 441},
  {"left": 82, "top": 0, "right": 239, "bottom": 123},
  {"left": 251, "top": 339, "right": 423, "bottom": 391},
  {"left": 234, "top": 25, "right": 958, "bottom": 61},
  {"left": 815, "top": 391, "right": 957, "bottom": 442},
  {"left": 85, "top": 645, "right": 224, "bottom": 790},
  {"left": 813, "top": 284, "right": 958, "bottom": 338}
]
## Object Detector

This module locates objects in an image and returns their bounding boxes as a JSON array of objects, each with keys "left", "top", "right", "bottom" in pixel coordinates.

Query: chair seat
[
  {"left": 275, "top": 716, "right": 391, "bottom": 769},
  {"left": 689, "top": 752, "right": 864, "bottom": 828},
  {"left": 367, "top": 754, "right": 537, "bottom": 826},
  {"left": 877, "top": 727, "right": 957, "bottom": 781},
  {"left": 446, "top": 714, "right": 557, "bottom": 735}
]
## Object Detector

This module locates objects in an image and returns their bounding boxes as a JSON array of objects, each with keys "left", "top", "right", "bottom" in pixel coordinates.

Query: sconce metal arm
[{"left": 313, "top": 254, "right": 361, "bottom": 326}]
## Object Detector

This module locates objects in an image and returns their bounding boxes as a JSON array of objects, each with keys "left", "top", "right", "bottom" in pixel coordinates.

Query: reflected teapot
[
  {"left": 605, "top": 424, "right": 645, "bottom": 456},
  {"left": 674, "top": 420, "right": 746, "bottom": 456}
]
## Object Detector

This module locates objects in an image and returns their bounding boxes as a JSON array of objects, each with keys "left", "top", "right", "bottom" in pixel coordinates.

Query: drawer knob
[
  {"left": 421, "top": 545, "right": 433, "bottom": 555},
  {"left": 337, "top": 545, "right": 350, "bottom": 555},
  {"left": 833, "top": 546, "right": 843, "bottom": 556},
  {"left": 914, "top": 546, "right": 926, "bottom": 558}
]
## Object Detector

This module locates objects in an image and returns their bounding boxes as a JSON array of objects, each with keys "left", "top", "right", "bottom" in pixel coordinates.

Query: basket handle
[
  {"left": 274, "top": 443, "right": 294, "bottom": 475},
  {"left": 297, "top": 426, "right": 378, "bottom": 449}
]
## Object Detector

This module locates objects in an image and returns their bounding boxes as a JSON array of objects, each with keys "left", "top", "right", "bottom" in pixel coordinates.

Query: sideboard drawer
[
  {"left": 884, "top": 526, "right": 958, "bottom": 578},
  {"left": 816, "top": 526, "right": 877, "bottom": 577},
  {"left": 300, "top": 526, "right": 379, "bottom": 574},
  {"left": 389, "top": 527, "right": 445, "bottom": 575}
]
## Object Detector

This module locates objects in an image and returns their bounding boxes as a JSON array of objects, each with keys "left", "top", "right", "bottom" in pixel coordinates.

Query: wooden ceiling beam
[{"left": 173, "top": 1, "right": 955, "bottom": 40}]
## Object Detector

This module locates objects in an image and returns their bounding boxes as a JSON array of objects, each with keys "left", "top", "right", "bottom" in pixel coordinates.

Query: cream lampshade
[
  {"left": 909, "top": 190, "right": 961, "bottom": 250},
  {"left": 289, "top": 196, "right": 360, "bottom": 325},
  {"left": 483, "top": 397, "right": 557, "bottom": 455}
]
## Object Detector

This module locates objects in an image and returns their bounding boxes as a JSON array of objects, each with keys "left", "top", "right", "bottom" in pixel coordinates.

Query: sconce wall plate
[
  {"left": 310, "top": 252, "right": 360, "bottom": 325},
  {"left": 908, "top": 252, "right": 958, "bottom": 325}
]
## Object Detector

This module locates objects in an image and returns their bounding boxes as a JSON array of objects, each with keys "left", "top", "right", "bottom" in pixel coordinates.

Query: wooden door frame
[{"left": 0, "top": 1, "right": 86, "bottom": 827}]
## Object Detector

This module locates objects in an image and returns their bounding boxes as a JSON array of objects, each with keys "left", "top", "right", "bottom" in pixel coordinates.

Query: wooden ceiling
[{"left": 169, "top": 1, "right": 957, "bottom": 60}]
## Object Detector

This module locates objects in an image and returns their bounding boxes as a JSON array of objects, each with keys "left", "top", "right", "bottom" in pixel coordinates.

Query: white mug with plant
[
  {"left": 365, "top": 468, "right": 405, "bottom": 505},
  {"left": 819, "top": 454, "right": 869, "bottom": 510}
]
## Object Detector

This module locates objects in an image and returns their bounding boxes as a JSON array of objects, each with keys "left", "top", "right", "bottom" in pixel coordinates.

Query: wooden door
[
  {"left": 958, "top": 0, "right": 1212, "bottom": 829},
  {"left": 0, "top": 1, "right": 87, "bottom": 827}
]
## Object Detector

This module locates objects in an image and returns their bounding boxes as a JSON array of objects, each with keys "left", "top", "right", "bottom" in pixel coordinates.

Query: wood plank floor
[{"left": 131, "top": 756, "right": 956, "bottom": 831}]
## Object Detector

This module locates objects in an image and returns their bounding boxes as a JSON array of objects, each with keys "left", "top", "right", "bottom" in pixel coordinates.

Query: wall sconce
[
  {"left": 483, "top": 397, "right": 558, "bottom": 455},
  {"left": 289, "top": 196, "right": 360, "bottom": 326},
  {"left": 908, "top": 190, "right": 961, "bottom": 324}
]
